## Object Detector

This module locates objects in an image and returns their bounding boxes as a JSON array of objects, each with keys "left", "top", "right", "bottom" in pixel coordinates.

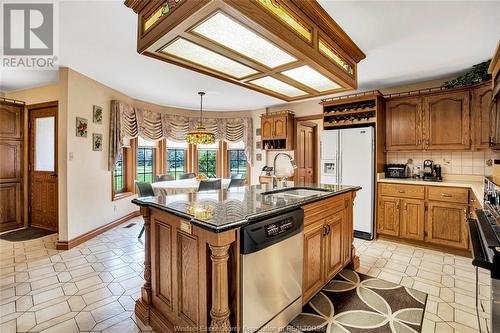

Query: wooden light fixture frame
[{"left": 125, "top": 0, "right": 365, "bottom": 101}]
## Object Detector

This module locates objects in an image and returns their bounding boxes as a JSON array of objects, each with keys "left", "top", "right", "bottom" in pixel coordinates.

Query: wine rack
[{"left": 321, "top": 91, "right": 383, "bottom": 128}]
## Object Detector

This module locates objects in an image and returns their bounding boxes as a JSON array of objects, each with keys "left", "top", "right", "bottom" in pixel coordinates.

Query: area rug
[
  {"left": 0, "top": 227, "right": 55, "bottom": 241},
  {"left": 290, "top": 269, "right": 427, "bottom": 333}
]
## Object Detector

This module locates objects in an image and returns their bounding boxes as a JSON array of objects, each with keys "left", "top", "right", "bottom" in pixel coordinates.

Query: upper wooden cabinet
[
  {"left": 471, "top": 84, "right": 493, "bottom": 149},
  {"left": 384, "top": 85, "right": 490, "bottom": 152},
  {"left": 423, "top": 91, "right": 470, "bottom": 150},
  {"left": 385, "top": 97, "right": 423, "bottom": 151},
  {"left": 260, "top": 112, "right": 294, "bottom": 150}
]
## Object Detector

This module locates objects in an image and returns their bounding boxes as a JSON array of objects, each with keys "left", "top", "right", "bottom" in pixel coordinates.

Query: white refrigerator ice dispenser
[{"left": 320, "top": 126, "right": 375, "bottom": 239}]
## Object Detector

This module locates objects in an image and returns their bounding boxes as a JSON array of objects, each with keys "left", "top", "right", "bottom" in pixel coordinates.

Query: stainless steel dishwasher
[{"left": 240, "top": 209, "right": 303, "bottom": 332}]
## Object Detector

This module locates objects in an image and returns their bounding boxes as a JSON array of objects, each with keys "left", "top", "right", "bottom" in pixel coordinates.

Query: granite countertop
[
  {"left": 377, "top": 176, "right": 484, "bottom": 206},
  {"left": 132, "top": 184, "right": 361, "bottom": 232}
]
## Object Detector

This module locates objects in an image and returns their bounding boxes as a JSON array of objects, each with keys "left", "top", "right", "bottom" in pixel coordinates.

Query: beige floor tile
[
  {"left": 75, "top": 311, "right": 96, "bottom": 331},
  {"left": 82, "top": 287, "right": 113, "bottom": 305},
  {"left": 33, "top": 287, "right": 64, "bottom": 305},
  {"left": 0, "top": 319, "right": 16, "bottom": 333},
  {"left": 15, "top": 295, "right": 33, "bottom": 311},
  {"left": 35, "top": 301, "right": 71, "bottom": 323},
  {"left": 68, "top": 295, "right": 86, "bottom": 311},
  {"left": 91, "top": 301, "right": 125, "bottom": 323},
  {"left": 39, "top": 318, "right": 79, "bottom": 333},
  {"left": 15, "top": 312, "right": 36, "bottom": 332}
]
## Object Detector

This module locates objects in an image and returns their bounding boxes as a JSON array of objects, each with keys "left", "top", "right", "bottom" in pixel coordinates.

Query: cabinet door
[
  {"left": 491, "top": 95, "right": 500, "bottom": 149},
  {"left": 261, "top": 116, "right": 273, "bottom": 140},
  {"left": 385, "top": 97, "right": 423, "bottom": 151},
  {"left": 423, "top": 91, "right": 470, "bottom": 150},
  {"left": 273, "top": 115, "right": 287, "bottom": 138},
  {"left": 302, "top": 221, "right": 325, "bottom": 302},
  {"left": 427, "top": 202, "right": 469, "bottom": 249},
  {"left": 471, "top": 85, "right": 492, "bottom": 149},
  {"left": 377, "top": 196, "right": 400, "bottom": 236},
  {"left": 324, "top": 211, "right": 344, "bottom": 282},
  {"left": 400, "top": 199, "right": 425, "bottom": 241}
]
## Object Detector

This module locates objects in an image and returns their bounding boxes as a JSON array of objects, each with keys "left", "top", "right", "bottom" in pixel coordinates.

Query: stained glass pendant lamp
[{"left": 186, "top": 92, "right": 215, "bottom": 145}]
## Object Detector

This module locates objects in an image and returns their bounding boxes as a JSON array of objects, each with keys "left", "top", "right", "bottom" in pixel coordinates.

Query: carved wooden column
[
  {"left": 209, "top": 243, "right": 231, "bottom": 333},
  {"left": 347, "top": 191, "right": 360, "bottom": 271},
  {"left": 140, "top": 207, "right": 152, "bottom": 323}
]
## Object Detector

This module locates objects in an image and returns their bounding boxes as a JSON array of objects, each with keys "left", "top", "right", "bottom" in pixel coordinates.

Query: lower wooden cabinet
[
  {"left": 377, "top": 183, "right": 469, "bottom": 251},
  {"left": 302, "top": 194, "right": 353, "bottom": 303},
  {"left": 427, "top": 202, "right": 469, "bottom": 249}
]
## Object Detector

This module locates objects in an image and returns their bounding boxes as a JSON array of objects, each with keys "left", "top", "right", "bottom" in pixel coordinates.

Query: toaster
[{"left": 384, "top": 164, "right": 408, "bottom": 178}]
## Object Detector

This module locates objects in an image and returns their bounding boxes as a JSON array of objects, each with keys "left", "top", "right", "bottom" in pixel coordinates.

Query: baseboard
[
  {"left": 354, "top": 230, "right": 373, "bottom": 240},
  {"left": 56, "top": 211, "right": 140, "bottom": 250}
]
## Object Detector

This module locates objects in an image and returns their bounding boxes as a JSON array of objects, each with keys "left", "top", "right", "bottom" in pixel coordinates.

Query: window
[
  {"left": 114, "top": 150, "right": 124, "bottom": 193},
  {"left": 227, "top": 141, "right": 247, "bottom": 178},
  {"left": 166, "top": 139, "right": 187, "bottom": 180},
  {"left": 137, "top": 138, "right": 156, "bottom": 183},
  {"left": 197, "top": 142, "right": 218, "bottom": 178}
]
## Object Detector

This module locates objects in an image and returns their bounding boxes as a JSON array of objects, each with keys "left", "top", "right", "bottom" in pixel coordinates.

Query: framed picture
[
  {"left": 256, "top": 128, "right": 261, "bottom": 136},
  {"left": 256, "top": 141, "right": 262, "bottom": 149},
  {"left": 76, "top": 117, "right": 88, "bottom": 137},
  {"left": 92, "top": 133, "right": 103, "bottom": 151},
  {"left": 93, "top": 105, "right": 103, "bottom": 124},
  {"left": 256, "top": 153, "right": 262, "bottom": 161}
]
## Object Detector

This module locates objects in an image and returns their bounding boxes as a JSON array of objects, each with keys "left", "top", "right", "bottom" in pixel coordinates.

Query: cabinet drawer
[
  {"left": 303, "top": 195, "right": 345, "bottom": 226},
  {"left": 427, "top": 186, "right": 469, "bottom": 204},
  {"left": 379, "top": 183, "right": 425, "bottom": 199}
]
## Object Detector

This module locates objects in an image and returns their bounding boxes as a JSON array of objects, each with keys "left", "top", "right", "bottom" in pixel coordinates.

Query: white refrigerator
[{"left": 320, "top": 126, "right": 375, "bottom": 240}]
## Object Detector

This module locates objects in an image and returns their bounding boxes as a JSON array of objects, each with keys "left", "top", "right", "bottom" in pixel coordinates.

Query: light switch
[{"left": 69, "top": 152, "right": 74, "bottom": 160}]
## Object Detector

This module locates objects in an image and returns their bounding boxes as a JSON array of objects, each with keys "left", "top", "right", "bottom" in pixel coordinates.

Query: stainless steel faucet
[{"left": 272, "top": 153, "right": 297, "bottom": 189}]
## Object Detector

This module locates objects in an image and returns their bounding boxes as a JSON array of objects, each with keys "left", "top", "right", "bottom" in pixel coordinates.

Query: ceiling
[{"left": 1, "top": 0, "right": 499, "bottom": 111}]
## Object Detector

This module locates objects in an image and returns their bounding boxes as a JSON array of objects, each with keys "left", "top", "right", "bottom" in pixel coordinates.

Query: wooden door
[
  {"left": 423, "top": 91, "right": 470, "bottom": 150},
  {"left": 29, "top": 104, "right": 58, "bottom": 232},
  {"left": 273, "top": 115, "right": 287, "bottom": 138},
  {"left": 295, "top": 123, "right": 316, "bottom": 185},
  {"left": 261, "top": 116, "right": 273, "bottom": 140},
  {"left": 427, "top": 202, "right": 469, "bottom": 249},
  {"left": 302, "top": 221, "right": 324, "bottom": 303},
  {"left": 0, "top": 101, "right": 24, "bottom": 232},
  {"left": 471, "top": 84, "right": 492, "bottom": 149},
  {"left": 324, "top": 212, "right": 343, "bottom": 282},
  {"left": 400, "top": 199, "right": 425, "bottom": 241},
  {"left": 377, "top": 196, "right": 400, "bottom": 236},
  {"left": 385, "top": 97, "right": 423, "bottom": 151}
]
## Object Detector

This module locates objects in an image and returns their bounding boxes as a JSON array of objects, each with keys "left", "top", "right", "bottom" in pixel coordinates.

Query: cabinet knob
[
  {"left": 398, "top": 190, "right": 405, "bottom": 193},
  {"left": 441, "top": 193, "right": 452, "bottom": 198}
]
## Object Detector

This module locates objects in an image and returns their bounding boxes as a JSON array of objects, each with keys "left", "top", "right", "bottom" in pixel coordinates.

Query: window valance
[{"left": 108, "top": 100, "right": 253, "bottom": 171}]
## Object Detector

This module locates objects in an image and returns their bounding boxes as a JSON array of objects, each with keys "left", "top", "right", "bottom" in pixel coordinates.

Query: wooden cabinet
[
  {"left": 423, "top": 91, "right": 470, "bottom": 150},
  {"left": 385, "top": 97, "right": 423, "bottom": 151},
  {"left": 377, "top": 183, "right": 470, "bottom": 252},
  {"left": 489, "top": 41, "right": 500, "bottom": 150},
  {"left": 377, "top": 196, "right": 400, "bottom": 236},
  {"left": 471, "top": 84, "right": 493, "bottom": 149},
  {"left": 302, "top": 193, "right": 354, "bottom": 303},
  {"left": 260, "top": 112, "right": 294, "bottom": 150},
  {"left": 427, "top": 202, "right": 469, "bottom": 250},
  {"left": 400, "top": 199, "right": 425, "bottom": 241}
]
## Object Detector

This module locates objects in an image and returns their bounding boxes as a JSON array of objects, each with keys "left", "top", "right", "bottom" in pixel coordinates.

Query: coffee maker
[{"left": 423, "top": 160, "right": 442, "bottom": 181}]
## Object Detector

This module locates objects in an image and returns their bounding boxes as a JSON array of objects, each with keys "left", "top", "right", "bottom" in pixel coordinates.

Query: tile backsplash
[{"left": 386, "top": 151, "right": 500, "bottom": 176}]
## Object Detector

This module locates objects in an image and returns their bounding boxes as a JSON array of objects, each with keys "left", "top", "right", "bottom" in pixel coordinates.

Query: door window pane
[
  {"left": 228, "top": 149, "right": 247, "bottom": 178},
  {"left": 198, "top": 149, "right": 217, "bottom": 178},
  {"left": 114, "top": 151, "right": 124, "bottom": 193},
  {"left": 35, "top": 116, "right": 55, "bottom": 171},
  {"left": 167, "top": 148, "right": 186, "bottom": 180},
  {"left": 137, "top": 146, "right": 155, "bottom": 183}
]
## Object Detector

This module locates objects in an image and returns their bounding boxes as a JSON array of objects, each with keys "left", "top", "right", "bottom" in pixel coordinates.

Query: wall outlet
[
  {"left": 113, "top": 205, "right": 117, "bottom": 212},
  {"left": 69, "top": 152, "right": 74, "bottom": 161}
]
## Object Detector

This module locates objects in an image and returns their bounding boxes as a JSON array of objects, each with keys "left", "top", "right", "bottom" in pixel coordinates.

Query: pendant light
[{"left": 186, "top": 92, "right": 215, "bottom": 145}]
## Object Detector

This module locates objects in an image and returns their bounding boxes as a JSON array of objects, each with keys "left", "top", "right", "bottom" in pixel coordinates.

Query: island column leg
[
  {"left": 141, "top": 207, "right": 152, "bottom": 323},
  {"left": 209, "top": 243, "right": 231, "bottom": 333}
]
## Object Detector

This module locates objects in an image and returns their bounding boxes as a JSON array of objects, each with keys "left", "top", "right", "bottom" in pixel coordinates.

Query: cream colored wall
[{"left": 4, "top": 83, "right": 59, "bottom": 104}]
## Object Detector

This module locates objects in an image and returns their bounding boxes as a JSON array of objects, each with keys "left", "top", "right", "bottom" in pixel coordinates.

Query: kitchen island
[{"left": 132, "top": 184, "right": 360, "bottom": 333}]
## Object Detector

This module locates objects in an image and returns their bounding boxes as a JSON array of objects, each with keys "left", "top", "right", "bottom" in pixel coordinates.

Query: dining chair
[
  {"left": 228, "top": 178, "right": 245, "bottom": 188},
  {"left": 155, "top": 174, "right": 174, "bottom": 182},
  {"left": 135, "top": 181, "right": 155, "bottom": 238},
  {"left": 179, "top": 173, "right": 196, "bottom": 180},
  {"left": 198, "top": 179, "right": 222, "bottom": 192}
]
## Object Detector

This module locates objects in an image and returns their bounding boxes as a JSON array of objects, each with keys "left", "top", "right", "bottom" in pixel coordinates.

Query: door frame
[
  {"left": 294, "top": 120, "right": 318, "bottom": 184},
  {"left": 27, "top": 101, "right": 59, "bottom": 232}
]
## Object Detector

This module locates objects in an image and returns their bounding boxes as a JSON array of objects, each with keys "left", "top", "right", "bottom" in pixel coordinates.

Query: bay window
[
  {"left": 227, "top": 141, "right": 247, "bottom": 179},
  {"left": 166, "top": 139, "right": 187, "bottom": 180},
  {"left": 197, "top": 142, "right": 218, "bottom": 178}
]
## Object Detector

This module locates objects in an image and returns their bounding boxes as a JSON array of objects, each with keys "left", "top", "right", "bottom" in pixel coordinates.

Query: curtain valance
[{"left": 108, "top": 100, "right": 253, "bottom": 171}]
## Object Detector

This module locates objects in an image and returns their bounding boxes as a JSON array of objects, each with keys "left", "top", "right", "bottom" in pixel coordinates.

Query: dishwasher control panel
[{"left": 265, "top": 218, "right": 294, "bottom": 237}]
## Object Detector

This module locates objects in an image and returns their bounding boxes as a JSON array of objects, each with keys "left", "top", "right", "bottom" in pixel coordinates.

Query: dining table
[{"left": 152, "top": 178, "right": 232, "bottom": 196}]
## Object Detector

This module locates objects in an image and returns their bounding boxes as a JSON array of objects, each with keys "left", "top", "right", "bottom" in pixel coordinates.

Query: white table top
[{"left": 152, "top": 178, "right": 231, "bottom": 195}]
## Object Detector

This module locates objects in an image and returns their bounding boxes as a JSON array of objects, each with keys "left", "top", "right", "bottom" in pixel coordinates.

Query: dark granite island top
[{"left": 132, "top": 184, "right": 361, "bottom": 232}]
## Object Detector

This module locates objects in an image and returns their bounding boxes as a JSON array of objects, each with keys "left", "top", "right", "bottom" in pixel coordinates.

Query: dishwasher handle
[{"left": 241, "top": 209, "right": 303, "bottom": 255}]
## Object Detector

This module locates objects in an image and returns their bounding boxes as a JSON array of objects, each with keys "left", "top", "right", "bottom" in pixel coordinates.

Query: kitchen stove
[{"left": 468, "top": 176, "right": 500, "bottom": 332}]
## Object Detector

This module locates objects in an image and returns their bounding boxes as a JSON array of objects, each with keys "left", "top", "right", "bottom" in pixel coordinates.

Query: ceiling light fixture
[
  {"left": 125, "top": 0, "right": 365, "bottom": 101},
  {"left": 186, "top": 92, "right": 215, "bottom": 145}
]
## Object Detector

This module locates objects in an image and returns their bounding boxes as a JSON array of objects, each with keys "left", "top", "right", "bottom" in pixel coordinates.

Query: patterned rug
[{"left": 290, "top": 269, "right": 427, "bottom": 333}]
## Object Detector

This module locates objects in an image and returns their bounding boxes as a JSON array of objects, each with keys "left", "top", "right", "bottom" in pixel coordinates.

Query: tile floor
[{"left": 0, "top": 218, "right": 491, "bottom": 333}]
